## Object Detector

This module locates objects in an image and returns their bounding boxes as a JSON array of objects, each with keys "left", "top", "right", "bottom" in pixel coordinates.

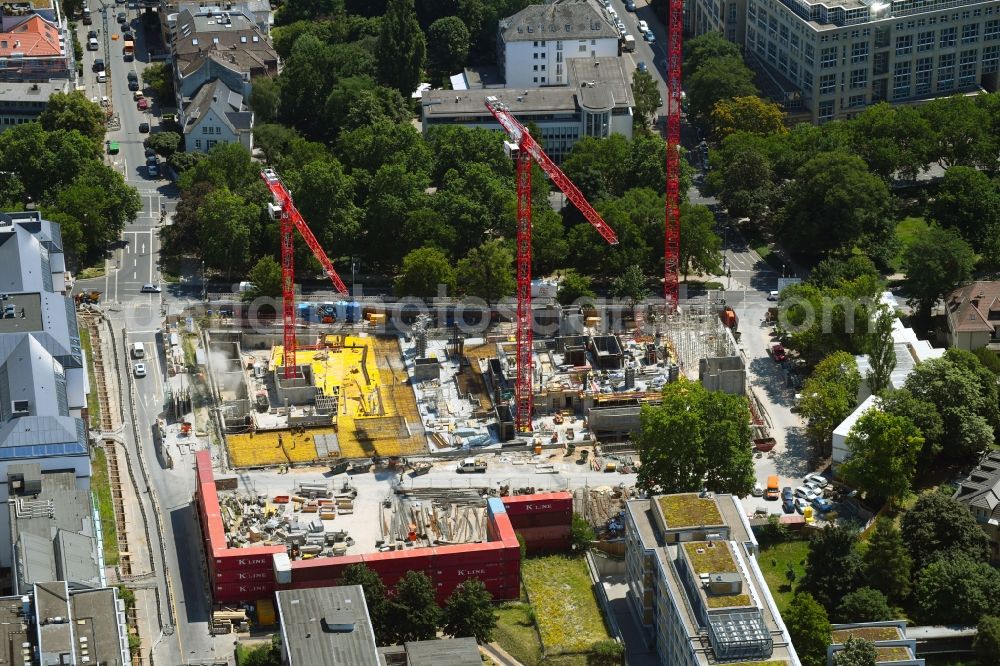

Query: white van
[{"left": 131, "top": 342, "right": 145, "bottom": 359}]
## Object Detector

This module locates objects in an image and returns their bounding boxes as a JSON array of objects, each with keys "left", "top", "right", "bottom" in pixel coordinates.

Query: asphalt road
[
  {"left": 77, "top": 5, "right": 220, "bottom": 664},
  {"left": 611, "top": 0, "right": 669, "bottom": 119}
]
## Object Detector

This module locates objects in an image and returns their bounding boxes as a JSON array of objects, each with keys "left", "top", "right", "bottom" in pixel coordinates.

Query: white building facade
[
  {"left": 498, "top": 0, "right": 621, "bottom": 87},
  {"left": 690, "top": 0, "right": 1000, "bottom": 122}
]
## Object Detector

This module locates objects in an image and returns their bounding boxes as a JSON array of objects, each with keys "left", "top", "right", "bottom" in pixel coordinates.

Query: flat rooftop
[
  {"left": 682, "top": 541, "right": 752, "bottom": 609},
  {"left": 659, "top": 494, "right": 724, "bottom": 529},
  {"left": 276, "top": 585, "right": 379, "bottom": 666},
  {"left": 0, "top": 596, "right": 30, "bottom": 666},
  {"left": 0, "top": 293, "right": 43, "bottom": 333}
]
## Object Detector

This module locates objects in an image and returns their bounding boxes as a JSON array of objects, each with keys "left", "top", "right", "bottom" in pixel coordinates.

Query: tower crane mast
[
  {"left": 664, "top": 0, "right": 684, "bottom": 311},
  {"left": 484, "top": 96, "right": 619, "bottom": 432},
  {"left": 261, "top": 168, "right": 349, "bottom": 379}
]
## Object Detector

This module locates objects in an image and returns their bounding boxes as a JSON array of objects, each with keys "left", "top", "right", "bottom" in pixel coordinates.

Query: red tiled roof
[
  {"left": 947, "top": 281, "right": 1000, "bottom": 333},
  {"left": 0, "top": 15, "right": 62, "bottom": 58}
]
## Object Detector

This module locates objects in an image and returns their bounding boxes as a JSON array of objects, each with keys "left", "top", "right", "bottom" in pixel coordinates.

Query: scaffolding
[{"left": 658, "top": 301, "right": 736, "bottom": 380}]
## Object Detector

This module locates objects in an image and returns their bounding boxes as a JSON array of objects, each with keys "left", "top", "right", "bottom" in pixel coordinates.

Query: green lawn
[
  {"left": 79, "top": 325, "right": 101, "bottom": 429},
  {"left": 495, "top": 603, "right": 543, "bottom": 665},
  {"left": 758, "top": 540, "right": 809, "bottom": 614},
  {"left": 78, "top": 264, "right": 106, "bottom": 280},
  {"left": 892, "top": 216, "right": 929, "bottom": 271},
  {"left": 521, "top": 556, "right": 611, "bottom": 656},
  {"left": 91, "top": 447, "right": 119, "bottom": 566}
]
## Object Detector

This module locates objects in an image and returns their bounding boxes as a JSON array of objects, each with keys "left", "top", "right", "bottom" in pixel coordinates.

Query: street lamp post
[{"left": 201, "top": 261, "right": 206, "bottom": 301}]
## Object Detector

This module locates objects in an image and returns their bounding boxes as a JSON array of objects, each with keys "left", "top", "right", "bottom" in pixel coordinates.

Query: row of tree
[
  {"left": 339, "top": 564, "right": 497, "bottom": 644},
  {"left": 170, "top": 116, "right": 723, "bottom": 296},
  {"left": 0, "top": 92, "right": 140, "bottom": 268},
  {"left": 786, "top": 492, "right": 1000, "bottom": 666}
]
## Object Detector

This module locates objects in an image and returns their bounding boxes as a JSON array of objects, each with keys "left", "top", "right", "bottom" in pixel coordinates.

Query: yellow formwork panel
[
  {"left": 229, "top": 336, "right": 428, "bottom": 465},
  {"left": 227, "top": 428, "right": 329, "bottom": 467}
]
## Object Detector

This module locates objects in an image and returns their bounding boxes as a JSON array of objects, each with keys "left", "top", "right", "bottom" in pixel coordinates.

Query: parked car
[
  {"left": 625, "top": 0, "right": 636, "bottom": 10},
  {"left": 781, "top": 487, "right": 794, "bottom": 501},
  {"left": 140, "top": 283, "right": 160, "bottom": 293},
  {"left": 117, "top": 11, "right": 126, "bottom": 23},
  {"left": 137, "top": 97, "right": 149, "bottom": 110},
  {"left": 92, "top": 58, "right": 104, "bottom": 72},
  {"left": 145, "top": 147, "right": 156, "bottom": 158},
  {"left": 133, "top": 362, "right": 146, "bottom": 377},
  {"left": 147, "top": 163, "right": 159, "bottom": 178},
  {"left": 770, "top": 343, "right": 787, "bottom": 362},
  {"left": 87, "top": 36, "right": 99, "bottom": 50},
  {"left": 804, "top": 473, "right": 829, "bottom": 488},
  {"left": 767, "top": 290, "right": 780, "bottom": 301},
  {"left": 751, "top": 483, "right": 764, "bottom": 497},
  {"left": 638, "top": 19, "right": 650, "bottom": 33},
  {"left": 87, "top": 29, "right": 97, "bottom": 39},
  {"left": 138, "top": 122, "right": 150, "bottom": 133},
  {"left": 794, "top": 497, "right": 808, "bottom": 514},
  {"left": 637, "top": 61, "right": 648, "bottom": 73},
  {"left": 644, "top": 31, "right": 656, "bottom": 43},
  {"left": 128, "top": 80, "right": 140, "bottom": 91},
  {"left": 794, "top": 486, "right": 821, "bottom": 501},
  {"left": 783, "top": 496, "right": 795, "bottom": 513},
  {"left": 811, "top": 497, "right": 835, "bottom": 513},
  {"left": 123, "top": 31, "right": 133, "bottom": 41}
]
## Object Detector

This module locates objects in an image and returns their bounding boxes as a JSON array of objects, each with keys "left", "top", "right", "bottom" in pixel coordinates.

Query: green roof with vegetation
[
  {"left": 682, "top": 542, "right": 752, "bottom": 608},
  {"left": 831, "top": 627, "right": 903, "bottom": 643},
  {"left": 875, "top": 646, "right": 914, "bottom": 661},
  {"left": 658, "top": 493, "right": 723, "bottom": 527}
]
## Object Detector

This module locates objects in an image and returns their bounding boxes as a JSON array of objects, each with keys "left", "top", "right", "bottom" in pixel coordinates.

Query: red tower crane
[
  {"left": 664, "top": 0, "right": 684, "bottom": 312},
  {"left": 260, "top": 168, "right": 349, "bottom": 378},
  {"left": 484, "top": 96, "right": 619, "bottom": 432}
]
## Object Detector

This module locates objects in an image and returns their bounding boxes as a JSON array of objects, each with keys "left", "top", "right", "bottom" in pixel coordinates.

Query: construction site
[{"left": 200, "top": 299, "right": 744, "bottom": 470}]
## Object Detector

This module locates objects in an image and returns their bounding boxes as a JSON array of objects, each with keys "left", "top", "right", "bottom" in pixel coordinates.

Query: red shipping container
[
  {"left": 430, "top": 560, "right": 511, "bottom": 580},
  {"left": 507, "top": 511, "right": 573, "bottom": 530},
  {"left": 501, "top": 492, "right": 573, "bottom": 516},
  {"left": 432, "top": 543, "right": 507, "bottom": 566},
  {"left": 215, "top": 568, "right": 275, "bottom": 584},
  {"left": 214, "top": 581, "right": 275, "bottom": 603},
  {"left": 291, "top": 554, "right": 363, "bottom": 575},
  {"left": 363, "top": 550, "right": 435, "bottom": 572}
]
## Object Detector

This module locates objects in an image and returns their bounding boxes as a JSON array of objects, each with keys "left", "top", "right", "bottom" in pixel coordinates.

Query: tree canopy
[
  {"left": 840, "top": 409, "right": 922, "bottom": 505},
  {"left": 395, "top": 247, "right": 456, "bottom": 297},
  {"left": 442, "top": 579, "right": 497, "bottom": 643},
  {"left": 785, "top": 592, "right": 831, "bottom": 666},
  {"left": 377, "top": 0, "right": 426, "bottom": 95},
  {"left": 862, "top": 517, "right": 912, "bottom": 605},
  {"left": 636, "top": 380, "right": 755, "bottom": 497},
  {"left": 798, "top": 352, "right": 861, "bottom": 455},
  {"left": 834, "top": 637, "right": 878, "bottom": 666},
  {"left": 903, "top": 348, "right": 999, "bottom": 461},
  {"left": 710, "top": 96, "right": 787, "bottom": 140},
  {"left": 901, "top": 490, "right": 991, "bottom": 571},
  {"left": 802, "top": 523, "right": 863, "bottom": 610},
  {"left": 38, "top": 91, "right": 106, "bottom": 144},
  {"left": 902, "top": 224, "right": 976, "bottom": 318}
]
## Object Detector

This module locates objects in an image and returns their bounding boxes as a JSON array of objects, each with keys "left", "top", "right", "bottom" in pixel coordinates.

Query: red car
[
  {"left": 770, "top": 343, "right": 787, "bottom": 362},
  {"left": 137, "top": 97, "right": 149, "bottom": 110}
]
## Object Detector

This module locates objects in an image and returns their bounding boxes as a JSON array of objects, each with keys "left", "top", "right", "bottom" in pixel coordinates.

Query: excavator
[{"left": 74, "top": 291, "right": 101, "bottom": 306}]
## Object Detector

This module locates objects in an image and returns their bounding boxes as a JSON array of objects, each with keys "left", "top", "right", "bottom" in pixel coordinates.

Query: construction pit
[
  {"left": 205, "top": 301, "right": 743, "bottom": 470},
  {"left": 213, "top": 333, "right": 426, "bottom": 467}
]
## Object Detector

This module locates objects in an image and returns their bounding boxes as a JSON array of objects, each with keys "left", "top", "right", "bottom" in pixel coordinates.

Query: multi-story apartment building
[
  {"left": 624, "top": 492, "right": 800, "bottom": 665},
  {"left": 691, "top": 0, "right": 1000, "bottom": 122},
  {"left": 0, "top": 3, "right": 74, "bottom": 82},
  {"left": 422, "top": 56, "right": 634, "bottom": 162},
  {"left": 0, "top": 211, "right": 90, "bottom": 488},
  {"left": 497, "top": 0, "right": 621, "bottom": 87}
]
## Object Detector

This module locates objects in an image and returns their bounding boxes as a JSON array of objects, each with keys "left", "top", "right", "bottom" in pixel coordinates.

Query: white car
[
  {"left": 804, "top": 473, "right": 829, "bottom": 488},
  {"left": 794, "top": 497, "right": 808, "bottom": 514},
  {"left": 751, "top": 483, "right": 764, "bottom": 497},
  {"left": 767, "top": 290, "right": 780, "bottom": 301},
  {"left": 638, "top": 19, "right": 650, "bottom": 33},
  {"left": 794, "top": 486, "right": 822, "bottom": 501},
  {"left": 133, "top": 362, "right": 146, "bottom": 378}
]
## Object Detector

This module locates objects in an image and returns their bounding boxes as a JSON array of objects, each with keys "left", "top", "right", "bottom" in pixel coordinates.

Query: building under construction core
[
  {"left": 406, "top": 301, "right": 744, "bottom": 448},
  {"left": 211, "top": 332, "right": 425, "bottom": 468}
]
